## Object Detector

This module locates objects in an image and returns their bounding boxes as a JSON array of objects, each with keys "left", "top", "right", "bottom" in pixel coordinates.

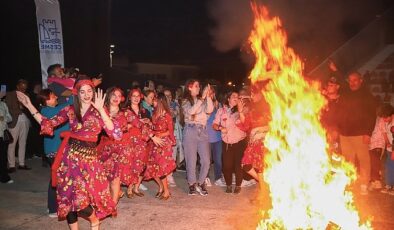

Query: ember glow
[{"left": 247, "top": 2, "right": 372, "bottom": 229}]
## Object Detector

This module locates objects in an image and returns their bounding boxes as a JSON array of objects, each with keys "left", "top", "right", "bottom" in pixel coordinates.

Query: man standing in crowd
[
  {"left": 337, "top": 72, "right": 377, "bottom": 195},
  {"left": 5, "top": 79, "right": 32, "bottom": 172}
]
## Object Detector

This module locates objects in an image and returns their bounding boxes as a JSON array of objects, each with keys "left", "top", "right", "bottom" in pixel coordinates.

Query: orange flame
[{"left": 247, "top": 2, "right": 372, "bottom": 229}]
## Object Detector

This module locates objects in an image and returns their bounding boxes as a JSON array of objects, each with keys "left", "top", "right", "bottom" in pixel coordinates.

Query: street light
[{"left": 110, "top": 44, "right": 115, "bottom": 67}]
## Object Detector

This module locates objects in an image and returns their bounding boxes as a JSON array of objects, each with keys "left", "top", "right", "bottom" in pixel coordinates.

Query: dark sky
[
  {"left": 110, "top": 0, "right": 394, "bottom": 83},
  {"left": 110, "top": 1, "right": 247, "bottom": 81},
  {"left": 1, "top": 0, "right": 393, "bottom": 89}
]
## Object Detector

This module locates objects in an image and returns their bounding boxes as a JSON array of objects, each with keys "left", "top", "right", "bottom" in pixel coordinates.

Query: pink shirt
[
  {"left": 213, "top": 106, "right": 246, "bottom": 144},
  {"left": 369, "top": 117, "right": 387, "bottom": 150}
]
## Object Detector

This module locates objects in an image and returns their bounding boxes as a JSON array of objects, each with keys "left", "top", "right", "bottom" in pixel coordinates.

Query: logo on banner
[{"left": 38, "top": 19, "right": 63, "bottom": 53}]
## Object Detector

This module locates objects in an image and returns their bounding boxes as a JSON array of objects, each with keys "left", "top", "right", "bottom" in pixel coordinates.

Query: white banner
[{"left": 34, "top": 0, "right": 64, "bottom": 88}]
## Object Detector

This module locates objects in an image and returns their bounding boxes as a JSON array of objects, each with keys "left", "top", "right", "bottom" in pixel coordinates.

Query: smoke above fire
[{"left": 207, "top": 0, "right": 385, "bottom": 69}]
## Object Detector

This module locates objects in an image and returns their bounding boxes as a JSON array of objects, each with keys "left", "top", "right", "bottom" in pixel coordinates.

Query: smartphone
[{"left": 0, "top": 85, "right": 6, "bottom": 93}]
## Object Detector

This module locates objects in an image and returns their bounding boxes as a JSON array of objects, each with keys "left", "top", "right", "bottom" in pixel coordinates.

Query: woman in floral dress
[
  {"left": 126, "top": 88, "right": 163, "bottom": 198},
  {"left": 97, "top": 87, "right": 130, "bottom": 205},
  {"left": 17, "top": 80, "right": 121, "bottom": 230},
  {"left": 145, "top": 93, "right": 176, "bottom": 200},
  {"left": 237, "top": 84, "right": 270, "bottom": 183}
]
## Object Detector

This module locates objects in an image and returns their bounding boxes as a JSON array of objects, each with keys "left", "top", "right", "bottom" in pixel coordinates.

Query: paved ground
[{"left": 1, "top": 158, "right": 394, "bottom": 230}]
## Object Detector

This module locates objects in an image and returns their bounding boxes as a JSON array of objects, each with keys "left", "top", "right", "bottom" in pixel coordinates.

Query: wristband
[{"left": 32, "top": 111, "right": 39, "bottom": 117}]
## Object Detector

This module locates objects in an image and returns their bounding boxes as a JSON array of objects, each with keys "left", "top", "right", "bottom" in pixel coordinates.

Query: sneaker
[
  {"left": 204, "top": 178, "right": 212, "bottom": 187},
  {"left": 233, "top": 186, "right": 241, "bottom": 194},
  {"left": 7, "top": 167, "right": 16, "bottom": 173},
  {"left": 373, "top": 180, "right": 382, "bottom": 189},
  {"left": 1, "top": 179, "right": 14, "bottom": 184},
  {"left": 196, "top": 183, "right": 208, "bottom": 196},
  {"left": 48, "top": 213, "right": 58, "bottom": 218},
  {"left": 368, "top": 180, "right": 383, "bottom": 191},
  {"left": 167, "top": 175, "right": 177, "bottom": 187},
  {"left": 360, "top": 184, "right": 368, "bottom": 195},
  {"left": 139, "top": 183, "right": 148, "bottom": 191},
  {"left": 225, "top": 186, "right": 232, "bottom": 193},
  {"left": 241, "top": 179, "right": 257, "bottom": 187},
  {"left": 214, "top": 178, "right": 226, "bottom": 187},
  {"left": 18, "top": 165, "right": 32, "bottom": 170},
  {"left": 176, "top": 164, "right": 186, "bottom": 172},
  {"left": 188, "top": 184, "right": 198, "bottom": 196},
  {"left": 381, "top": 186, "right": 393, "bottom": 194}
]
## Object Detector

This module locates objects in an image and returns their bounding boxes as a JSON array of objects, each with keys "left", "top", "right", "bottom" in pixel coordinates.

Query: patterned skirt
[
  {"left": 56, "top": 139, "right": 115, "bottom": 219},
  {"left": 100, "top": 142, "right": 131, "bottom": 183},
  {"left": 129, "top": 137, "right": 149, "bottom": 184},
  {"left": 241, "top": 127, "right": 268, "bottom": 173},
  {"left": 144, "top": 136, "right": 176, "bottom": 179}
]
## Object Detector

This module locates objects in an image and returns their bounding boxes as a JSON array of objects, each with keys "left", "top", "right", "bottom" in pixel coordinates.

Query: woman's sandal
[
  {"left": 155, "top": 190, "right": 164, "bottom": 198},
  {"left": 133, "top": 189, "right": 144, "bottom": 197},
  {"left": 91, "top": 221, "right": 100, "bottom": 230},
  {"left": 119, "top": 190, "right": 125, "bottom": 199},
  {"left": 160, "top": 193, "right": 171, "bottom": 201},
  {"left": 126, "top": 190, "right": 134, "bottom": 199}
]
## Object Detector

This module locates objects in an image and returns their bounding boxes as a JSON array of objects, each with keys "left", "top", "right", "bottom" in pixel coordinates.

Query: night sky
[
  {"left": 110, "top": 1, "right": 247, "bottom": 82},
  {"left": 1, "top": 0, "right": 393, "bottom": 89},
  {"left": 110, "top": 0, "right": 394, "bottom": 83}
]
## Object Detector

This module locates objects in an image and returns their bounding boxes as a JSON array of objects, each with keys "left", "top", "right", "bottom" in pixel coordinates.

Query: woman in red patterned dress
[
  {"left": 145, "top": 93, "right": 176, "bottom": 200},
  {"left": 237, "top": 84, "right": 270, "bottom": 183},
  {"left": 17, "top": 80, "right": 121, "bottom": 230},
  {"left": 126, "top": 88, "right": 163, "bottom": 198},
  {"left": 98, "top": 87, "right": 130, "bottom": 205}
]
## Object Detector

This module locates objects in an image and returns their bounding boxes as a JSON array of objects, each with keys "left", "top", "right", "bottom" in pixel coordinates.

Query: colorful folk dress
[
  {"left": 41, "top": 105, "right": 122, "bottom": 219},
  {"left": 145, "top": 112, "right": 176, "bottom": 179},
  {"left": 98, "top": 109, "right": 131, "bottom": 183},
  {"left": 237, "top": 99, "right": 270, "bottom": 173},
  {"left": 127, "top": 108, "right": 152, "bottom": 184}
]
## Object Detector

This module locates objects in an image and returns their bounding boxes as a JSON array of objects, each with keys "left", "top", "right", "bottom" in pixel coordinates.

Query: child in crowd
[
  {"left": 382, "top": 105, "right": 394, "bottom": 194},
  {"left": 370, "top": 104, "right": 394, "bottom": 194}
]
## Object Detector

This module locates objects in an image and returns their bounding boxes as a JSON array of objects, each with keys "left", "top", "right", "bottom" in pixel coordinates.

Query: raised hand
[
  {"left": 91, "top": 88, "right": 106, "bottom": 111},
  {"left": 237, "top": 99, "right": 245, "bottom": 113},
  {"left": 16, "top": 91, "right": 32, "bottom": 107},
  {"left": 201, "top": 85, "right": 209, "bottom": 100}
]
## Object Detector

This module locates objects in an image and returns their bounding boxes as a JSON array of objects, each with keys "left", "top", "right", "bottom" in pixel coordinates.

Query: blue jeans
[
  {"left": 210, "top": 141, "right": 222, "bottom": 181},
  {"left": 183, "top": 124, "right": 211, "bottom": 185},
  {"left": 385, "top": 150, "right": 394, "bottom": 186}
]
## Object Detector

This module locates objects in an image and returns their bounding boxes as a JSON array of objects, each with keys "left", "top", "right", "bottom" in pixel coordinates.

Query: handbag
[{"left": 3, "top": 129, "right": 13, "bottom": 144}]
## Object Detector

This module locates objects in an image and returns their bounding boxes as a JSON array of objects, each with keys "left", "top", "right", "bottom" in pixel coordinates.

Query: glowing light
[{"left": 246, "top": 2, "right": 372, "bottom": 229}]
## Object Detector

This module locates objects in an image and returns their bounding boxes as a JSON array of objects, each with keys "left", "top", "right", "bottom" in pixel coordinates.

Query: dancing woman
[
  {"left": 126, "top": 88, "right": 163, "bottom": 198},
  {"left": 237, "top": 83, "right": 270, "bottom": 184},
  {"left": 97, "top": 87, "right": 130, "bottom": 205},
  {"left": 17, "top": 80, "right": 121, "bottom": 230},
  {"left": 144, "top": 93, "right": 176, "bottom": 200}
]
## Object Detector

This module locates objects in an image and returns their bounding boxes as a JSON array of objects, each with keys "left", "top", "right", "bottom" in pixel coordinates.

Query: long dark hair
[
  {"left": 153, "top": 93, "right": 171, "bottom": 120},
  {"left": 104, "top": 87, "right": 124, "bottom": 109},
  {"left": 73, "top": 82, "right": 95, "bottom": 122},
  {"left": 182, "top": 79, "right": 199, "bottom": 106}
]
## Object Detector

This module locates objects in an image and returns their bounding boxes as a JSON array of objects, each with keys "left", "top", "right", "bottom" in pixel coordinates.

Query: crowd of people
[
  {"left": 321, "top": 70, "right": 394, "bottom": 196},
  {"left": 1, "top": 62, "right": 394, "bottom": 229},
  {"left": 0, "top": 64, "right": 267, "bottom": 229}
]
